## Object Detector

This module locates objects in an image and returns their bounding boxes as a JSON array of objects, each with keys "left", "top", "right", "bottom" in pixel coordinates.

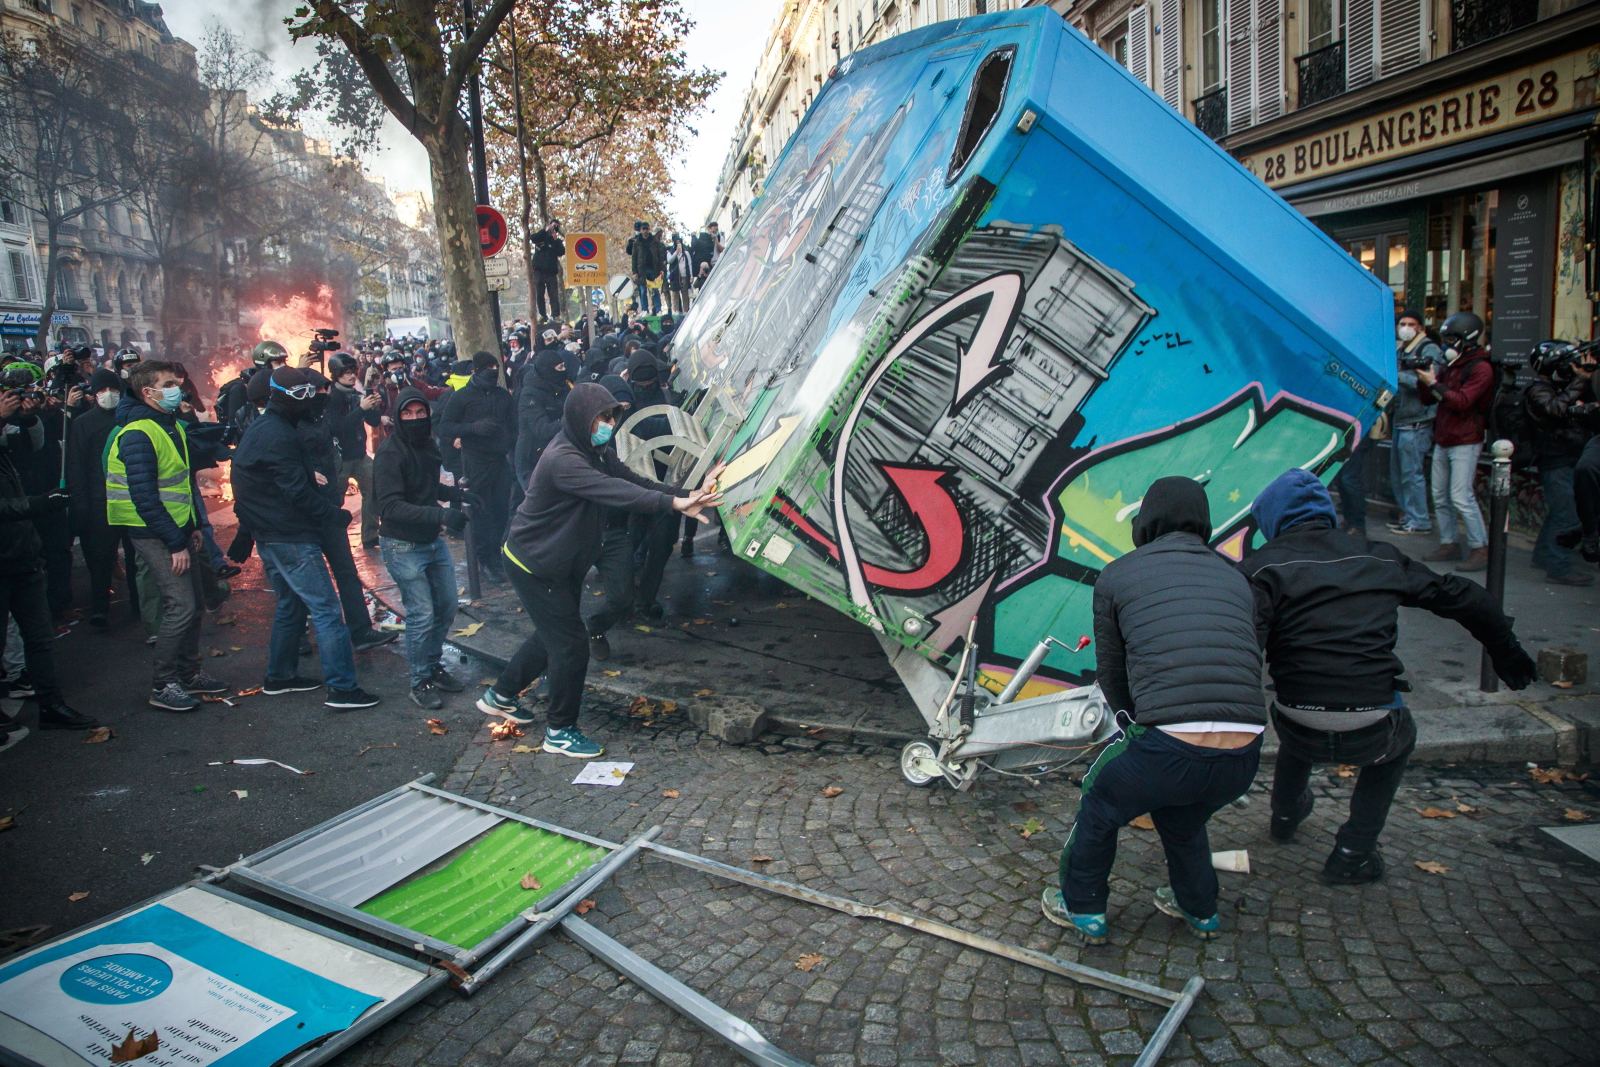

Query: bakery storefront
[{"left": 1236, "top": 36, "right": 1600, "bottom": 359}]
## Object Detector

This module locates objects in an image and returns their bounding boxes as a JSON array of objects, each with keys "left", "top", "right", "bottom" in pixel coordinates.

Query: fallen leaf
[
  {"left": 520, "top": 871, "right": 542, "bottom": 890},
  {"left": 806, "top": 727, "right": 825, "bottom": 737},
  {"left": 1416, "top": 807, "right": 1458, "bottom": 819},
  {"left": 713, "top": 599, "right": 733, "bottom": 605},
  {"left": 1553, "top": 680, "right": 1575, "bottom": 689},
  {"left": 694, "top": 618, "right": 710, "bottom": 625},
  {"left": 235, "top": 686, "right": 263, "bottom": 697},
  {"left": 660, "top": 700, "right": 678, "bottom": 713},
  {"left": 1566, "top": 808, "right": 1592, "bottom": 822},
  {"left": 0, "top": 815, "right": 14, "bottom": 832},
  {"left": 1531, "top": 766, "right": 1588, "bottom": 784},
  {"left": 140, "top": 853, "right": 156, "bottom": 865},
  {"left": 479, "top": 678, "right": 496, "bottom": 685},
  {"left": 1129, "top": 815, "right": 1156, "bottom": 830},
  {"left": 1414, "top": 861, "right": 1450, "bottom": 875},
  {"left": 232, "top": 790, "right": 247, "bottom": 799},
  {"left": 574, "top": 898, "right": 596, "bottom": 915},
  {"left": 628, "top": 695, "right": 653, "bottom": 716},
  {"left": 229, "top": 647, "right": 243, "bottom": 652},
  {"left": 489, "top": 721, "right": 524, "bottom": 740},
  {"left": 635, "top": 625, "right": 652, "bottom": 632},
  {"left": 610, "top": 767, "right": 627, "bottom": 778},
  {"left": 796, "top": 953, "right": 824, "bottom": 971},
  {"left": 1455, "top": 802, "right": 1478, "bottom": 814},
  {"left": 821, "top": 785, "right": 843, "bottom": 798},
  {"left": 356, "top": 742, "right": 398, "bottom": 756},
  {"left": 694, "top": 688, "right": 714, "bottom": 697},
  {"left": 510, "top": 744, "right": 537, "bottom": 753},
  {"left": 68, "top": 892, "right": 88, "bottom": 901},
  {"left": 774, "top": 602, "right": 788, "bottom": 609},
  {"left": 662, "top": 789, "right": 680, "bottom": 798},
  {"left": 1335, "top": 765, "right": 1358, "bottom": 778},
  {"left": 109, "top": 1028, "right": 159, "bottom": 1063},
  {"left": 213, "top": 614, "right": 238, "bottom": 625},
  {"left": 82, "top": 727, "right": 114, "bottom": 744},
  {"left": 750, "top": 855, "right": 774, "bottom": 862},
  {"left": 604, "top": 670, "right": 621, "bottom": 677},
  {"left": 1014, "top": 817, "right": 1045, "bottom": 840},
  {"left": 427, "top": 718, "right": 449, "bottom": 735},
  {"left": 207, "top": 647, "right": 227, "bottom": 657},
  {"left": 452, "top": 622, "right": 485, "bottom": 638}
]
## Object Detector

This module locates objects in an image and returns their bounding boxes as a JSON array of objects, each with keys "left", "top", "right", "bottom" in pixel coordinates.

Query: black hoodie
[
  {"left": 1090, "top": 477, "right": 1265, "bottom": 727},
  {"left": 373, "top": 388, "right": 458, "bottom": 543},
  {"left": 504, "top": 383, "right": 686, "bottom": 579},
  {"left": 514, "top": 349, "right": 570, "bottom": 475},
  {"left": 437, "top": 367, "right": 516, "bottom": 461}
]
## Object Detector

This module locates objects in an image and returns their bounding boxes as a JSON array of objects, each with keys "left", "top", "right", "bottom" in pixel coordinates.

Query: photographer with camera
[
  {"left": 9, "top": 358, "right": 88, "bottom": 622},
  {"left": 1524, "top": 342, "right": 1595, "bottom": 584},
  {"left": 218, "top": 342, "right": 288, "bottom": 433},
  {"left": 1388, "top": 310, "right": 1440, "bottom": 535},
  {"left": 531, "top": 219, "right": 565, "bottom": 323},
  {"left": 1539, "top": 343, "right": 1600, "bottom": 568},
  {"left": 1415, "top": 312, "right": 1495, "bottom": 572}
]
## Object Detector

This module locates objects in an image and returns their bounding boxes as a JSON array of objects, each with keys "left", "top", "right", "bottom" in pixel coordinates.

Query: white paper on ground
[
  {"left": 572, "top": 762, "right": 634, "bottom": 786},
  {"left": 1211, "top": 849, "right": 1250, "bottom": 873}
]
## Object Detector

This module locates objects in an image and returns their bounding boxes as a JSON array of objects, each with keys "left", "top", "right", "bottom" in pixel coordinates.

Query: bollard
[
  {"left": 1479, "top": 439, "right": 1514, "bottom": 692},
  {"left": 463, "top": 500, "right": 482, "bottom": 601}
]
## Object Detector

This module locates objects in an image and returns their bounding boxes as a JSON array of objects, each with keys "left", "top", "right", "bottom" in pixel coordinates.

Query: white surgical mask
[
  {"left": 96, "top": 390, "right": 119, "bottom": 410},
  {"left": 1397, "top": 325, "right": 1417, "bottom": 343},
  {"left": 1443, "top": 346, "right": 1461, "bottom": 362}
]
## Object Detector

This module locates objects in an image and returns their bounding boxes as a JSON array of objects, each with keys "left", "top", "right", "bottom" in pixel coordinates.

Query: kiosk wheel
[{"left": 901, "top": 740, "right": 940, "bottom": 787}]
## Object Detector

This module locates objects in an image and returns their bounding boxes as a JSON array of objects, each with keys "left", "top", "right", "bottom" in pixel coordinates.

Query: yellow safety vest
[{"left": 105, "top": 417, "right": 194, "bottom": 530}]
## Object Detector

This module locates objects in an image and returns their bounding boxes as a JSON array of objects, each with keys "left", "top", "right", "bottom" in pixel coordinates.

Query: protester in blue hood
[{"left": 1239, "top": 468, "right": 1536, "bottom": 886}]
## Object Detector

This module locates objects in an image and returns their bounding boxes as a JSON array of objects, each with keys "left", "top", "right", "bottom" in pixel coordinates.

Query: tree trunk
[
  {"left": 423, "top": 123, "right": 497, "bottom": 359},
  {"left": 34, "top": 219, "right": 59, "bottom": 352},
  {"left": 532, "top": 147, "right": 550, "bottom": 229}
]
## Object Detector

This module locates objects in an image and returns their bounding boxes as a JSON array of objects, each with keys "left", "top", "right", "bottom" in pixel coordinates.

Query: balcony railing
[
  {"left": 1296, "top": 41, "right": 1345, "bottom": 108},
  {"left": 1192, "top": 87, "right": 1228, "bottom": 140},
  {"left": 1452, "top": 0, "right": 1537, "bottom": 51},
  {"left": 56, "top": 297, "right": 88, "bottom": 312}
]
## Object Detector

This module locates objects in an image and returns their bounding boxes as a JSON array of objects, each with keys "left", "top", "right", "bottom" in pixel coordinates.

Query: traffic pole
[{"left": 1478, "top": 439, "right": 1514, "bottom": 692}]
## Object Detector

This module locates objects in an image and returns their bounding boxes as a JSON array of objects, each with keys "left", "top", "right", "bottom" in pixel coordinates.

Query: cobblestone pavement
[{"left": 336, "top": 693, "right": 1600, "bottom": 1067}]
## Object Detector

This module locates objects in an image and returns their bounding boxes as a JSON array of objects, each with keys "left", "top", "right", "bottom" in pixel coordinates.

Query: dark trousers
[
  {"left": 1270, "top": 704, "right": 1416, "bottom": 853},
  {"left": 0, "top": 568, "right": 61, "bottom": 704},
  {"left": 500, "top": 562, "right": 587, "bottom": 729},
  {"left": 1061, "top": 723, "right": 1260, "bottom": 919},
  {"left": 1331, "top": 436, "right": 1372, "bottom": 530},
  {"left": 630, "top": 510, "right": 677, "bottom": 606},
  {"left": 319, "top": 524, "right": 374, "bottom": 638},
  {"left": 34, "top": 509, "right": 71, "bottom": 613},
  {"left": 585, "top": 520, "right": 634, "bottom": 635},
  {"left": 1576, "top": 435, "right": 1600, "bottom": 540},
  {"left": 78, "top": 522, "right": 120, "bottom": 617},
  {"left": 463, "top": 453, "right": 511, "bottom": 571},
  {"left": 533, "top": 271, "right": 564, "bottom": 321}
]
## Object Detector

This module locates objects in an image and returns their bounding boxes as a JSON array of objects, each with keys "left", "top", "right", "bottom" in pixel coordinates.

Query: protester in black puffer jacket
[
  {"left": 1044, "top": 476, "right": 1262, "bottom": 950},
  {"left": 437, "top": 351, "right": 516, "bottom": 581},
  {"left": 514, "top": 348, "right": 569, "bottom": 486},
  {"left": 1240, "top": 468, "right": 1536, "bottom": 886}
]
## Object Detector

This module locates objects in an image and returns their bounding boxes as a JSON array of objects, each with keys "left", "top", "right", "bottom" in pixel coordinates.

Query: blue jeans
[
  {"left": 1431, "top": 442, "right": 1486, "bottom": 549},
  {"left": 380, "top": 536, "right": 457, "bottom": 687},
  {"left": 1388, "top": 423, "right": 1434, "bottom": 530},
  {"left": 258, "top": 541, "right": 356, "bottom": 690},
  {"left": 1533, "top": 464, "right": 1578, "bottom": 577}
]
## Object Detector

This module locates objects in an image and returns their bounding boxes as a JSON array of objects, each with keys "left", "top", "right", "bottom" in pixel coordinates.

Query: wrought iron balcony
[
  {"left": 1296, "top": 41, "right": 1345, "bottom": 108},
  {"left": 1192, "top": 87, "right": 1228, "bottom": 140},
  {"left": 1452, "top": 0, "right": 1536, "bottom": 51}
]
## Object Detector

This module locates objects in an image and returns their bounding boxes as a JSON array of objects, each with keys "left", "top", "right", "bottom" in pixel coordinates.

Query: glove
[
  {"left": 25, "top": 491, "right": 69, "bottom": 515},
  {"left": 442, "top": 508, "right": 468, "bottom": 534},
  {"left": 336, "top": 508, "right": 354, "bottom": 528},
  {"left": 1489, "top": 643, "right": 1538, "bottom": 690},
  {"left": 459, "top": 490, "right": 484, "bottom": 510},
  {"left": 226, "top": 527, "right": 255, "bottom": 564}
]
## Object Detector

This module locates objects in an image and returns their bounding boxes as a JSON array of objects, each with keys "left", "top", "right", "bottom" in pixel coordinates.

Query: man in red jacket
[{"left": 1416, "top": 312, "right": 1494, "bottom": 572}]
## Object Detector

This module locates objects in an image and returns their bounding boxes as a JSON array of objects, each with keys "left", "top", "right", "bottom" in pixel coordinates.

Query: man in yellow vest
[{"left": 106, "top": 361, "right": 231, "bottom": 712}]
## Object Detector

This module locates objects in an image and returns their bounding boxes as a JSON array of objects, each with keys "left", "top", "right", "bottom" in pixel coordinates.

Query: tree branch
[
  {"left": 443, "top": 0, "right": 518, "bottom": 112},
  {"left": 317, "top": 3, "right": 421, "bottom": 133}
]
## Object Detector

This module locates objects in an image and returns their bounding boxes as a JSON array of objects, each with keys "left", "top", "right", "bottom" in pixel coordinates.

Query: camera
[
  {"left": 1398, "top": 355, "right": 1433, "bottom": 371},
  {"left": 308, "top": 328, "right": 341, "bottom": 356}
]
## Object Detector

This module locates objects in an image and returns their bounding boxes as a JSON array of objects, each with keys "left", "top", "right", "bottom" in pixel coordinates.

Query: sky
[{"left": 156, "top": 0, "right": 773, "bottom": 230}]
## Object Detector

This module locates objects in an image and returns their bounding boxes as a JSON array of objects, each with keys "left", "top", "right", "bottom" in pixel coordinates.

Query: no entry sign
[
  {"left": 564, "top": 232, "right": 607, "bottom": 288},
  {"left": 476, "top": 205, "right": 508, "bottom": 258}
]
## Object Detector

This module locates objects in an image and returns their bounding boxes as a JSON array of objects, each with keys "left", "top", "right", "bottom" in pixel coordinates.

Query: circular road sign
[
  {"left": 574, "top": 237, "right": 598, "bottom": 260},
  {"left": 476, "top": 205, "right": 508, "bottom": 258}
]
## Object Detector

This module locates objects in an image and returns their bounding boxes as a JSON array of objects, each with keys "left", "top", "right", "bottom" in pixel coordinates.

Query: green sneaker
[
  {"left": 1039, "top": 888, "right": 1107, "bottom": 945},
  {"left": 1153, "top": 886, "right": 1221, "bottom": 940},
  {"left": 543, "top": 727, "right": 604, "bottom": 758},
  {"left": 477, "top": 686, "right": 534, "bottom": 724}
]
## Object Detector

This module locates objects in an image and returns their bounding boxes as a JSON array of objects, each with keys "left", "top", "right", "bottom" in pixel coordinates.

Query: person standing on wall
[
  {"left": 530, "top": 218, "right": 566, "bottom": 324},
  {"left": 1415, "top": 312, "right": 1494, "bottom": 572},
  {"left": 1387, "top": 310, "right": 1439, "bottom": 536},
  {"left": 436, "top": 351, "right": 517, "bottom": 583}
]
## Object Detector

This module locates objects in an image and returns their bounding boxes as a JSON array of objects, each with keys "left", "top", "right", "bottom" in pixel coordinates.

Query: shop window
[
  {"left": 1423, "top": 192, "right": 1496, "bottom": 333},
  {"left": 1337, "top": 229, "right": 1408, "bottom": 314},
  {"left": 949, "top": 48, "right": 1014, "bottom": 182}
]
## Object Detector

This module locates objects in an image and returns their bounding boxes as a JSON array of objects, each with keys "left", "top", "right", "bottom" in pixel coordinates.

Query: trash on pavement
[
  {"left": 208, "top": 758, "right": 312, "bottom": 775},
  {"left": 572, "top": 762, "right": 633, "bottom": 786},
  {"left": 1211, "top": 850, "right": 1250, "bottom": 873}
]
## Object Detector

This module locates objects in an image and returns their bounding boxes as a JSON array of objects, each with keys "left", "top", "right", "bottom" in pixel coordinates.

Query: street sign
[
  {"left": 483, "top": 256, "right": 510, "bottom": 277},
  {"left": 476, "top": 205, "right": 508, "bottom": 258},
  {"left": 564, "top": 232, "right": 607, "bottom": 287},
  {"left": 486, "top": 273, "right": 510, "bottom": 292}
]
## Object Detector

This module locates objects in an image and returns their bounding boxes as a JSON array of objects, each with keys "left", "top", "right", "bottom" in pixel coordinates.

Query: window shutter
[
  {"left": 1377, "top": 0, "right": 1425, "bottom": 79},
  {"left": 1128, "top": 4, "right": 1151, "bottom": 87},
  {"left": 1346, "top": 0, "right": 1378, "bottom": 89},
  {"left": 1158, "top": 0, "right": 1183, "bottom": 107},
  {"left": 1227, "top": 0, "right": 1255, "bottom": 133},
  {"left": 1254, "top": 0, "right": 1282, "bottom": 122}
]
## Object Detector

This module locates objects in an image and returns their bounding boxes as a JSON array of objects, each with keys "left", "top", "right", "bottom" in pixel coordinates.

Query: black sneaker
[
  {"left": 352, "top": 630, "right": 399, "bottom": 652},
  {"left": 1321, "top": 845, "right": 1385, "bottom": 885},
  {"left": 589, "top": 633, "right": 611, "bottom": 661},
  {"left": 680, "top": 537, "right": 695, "bottom": 559},
  {"left": 428, "top": 665, "right": 465, "bottom": 692},
  {"left": 149, "top": 683, "right": 200, "bottom": 713},
  {"left": 6, "top": 672, "right": 36, "bottom": 699},
  {"left": 326, "top": 687, "right": 381, "bottom": 709},
  {"left": 262, "top": 676, "right": 323, "bottom": 695},
  {"left": 1270, "top": 788, "right": 1314, "bottom": 843},
  {"left": 40, "top": 701, "right": 100, "bottom": 729},
  {"left": 216, "top": 563, "right": 243, "bottom": 580},
  {"left": 638, "top": 602, "right": 665, "bottom": 622},
  {"left": 409, "top": 682, "right": 444, "bottom": 710}
]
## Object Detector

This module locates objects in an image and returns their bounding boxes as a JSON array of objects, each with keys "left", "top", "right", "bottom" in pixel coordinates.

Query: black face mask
[
  {"left": 397, "top": 416, "right": 433, "bottom": 447},
  {"left": 309, "top": 393, "right": 330, "bottom": 420}
]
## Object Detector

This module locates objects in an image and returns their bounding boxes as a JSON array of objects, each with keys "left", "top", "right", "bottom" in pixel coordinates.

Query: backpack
[{"left": 1463, "top": 353, "right": 1534, "bottom": 469}]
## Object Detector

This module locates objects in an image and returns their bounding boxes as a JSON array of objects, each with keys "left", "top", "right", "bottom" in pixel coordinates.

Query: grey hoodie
[{"left": 503, "top": 382, "right": 686, "bottom": 579}]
